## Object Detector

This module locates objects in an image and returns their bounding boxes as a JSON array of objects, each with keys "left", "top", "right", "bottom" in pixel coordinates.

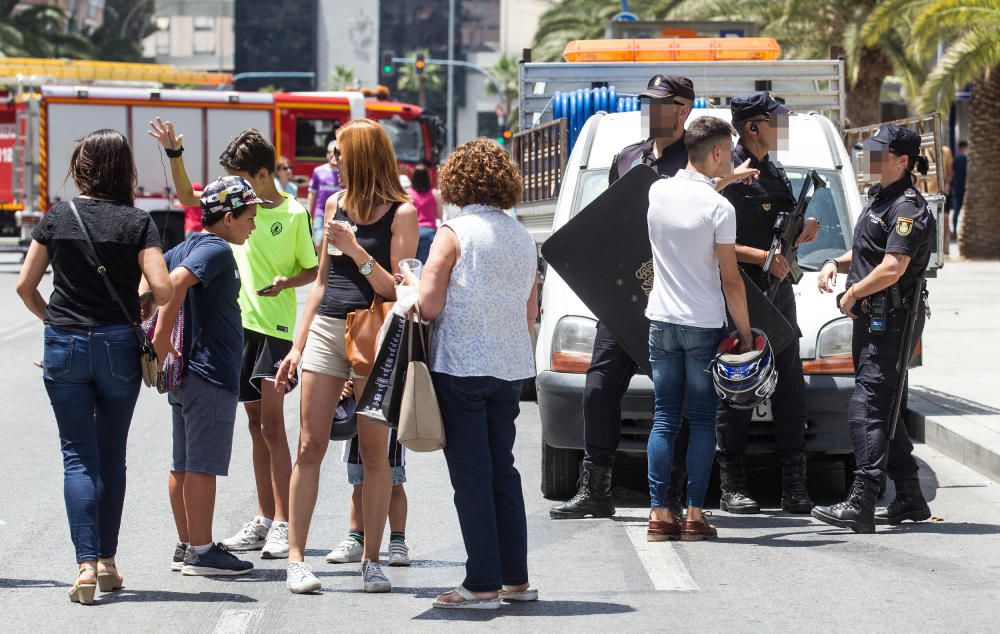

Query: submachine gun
[{"left": 762, "top": 169, "right": 825, "bottom": 301}]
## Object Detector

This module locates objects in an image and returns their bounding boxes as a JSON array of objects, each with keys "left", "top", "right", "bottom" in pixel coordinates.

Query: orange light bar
[
  {"left": 552, "top": 351, "right": 592, "bottom": 374},
  {"left": 802, "top": 355, "right": 854, "bottom": 375},
  {"left": 562, "top": 38, "right": 781, "bottom": 63}
]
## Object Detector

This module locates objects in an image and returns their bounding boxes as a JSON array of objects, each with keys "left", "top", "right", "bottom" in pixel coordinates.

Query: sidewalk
[{"left": 906, "top": 259, "right": 1000, "bottom": 482}]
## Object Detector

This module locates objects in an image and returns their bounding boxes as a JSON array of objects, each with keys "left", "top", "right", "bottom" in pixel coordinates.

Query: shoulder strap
[{"left": 68, "top": 199, "right": 135, "bottom": 326}]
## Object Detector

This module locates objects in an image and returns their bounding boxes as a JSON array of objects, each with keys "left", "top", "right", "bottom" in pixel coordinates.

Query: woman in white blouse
[{"left": 418, "top": 138, "right": 539, "bottom": 610}]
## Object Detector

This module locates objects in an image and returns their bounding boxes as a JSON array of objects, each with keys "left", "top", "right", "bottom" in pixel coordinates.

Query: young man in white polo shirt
[{"left": 644, "top": 116, "right": 754, "bottom": 543}]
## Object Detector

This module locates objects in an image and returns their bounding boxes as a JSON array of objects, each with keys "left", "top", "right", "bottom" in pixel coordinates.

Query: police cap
[
  {"left": 855, "top": 123, "right": 922, "bottom": 158},
  {"left": 639, "top": 74, "right": 695, "bottom": 104},
  {"left": 730, "top": 91, "right": 790, "bottom": 123}
]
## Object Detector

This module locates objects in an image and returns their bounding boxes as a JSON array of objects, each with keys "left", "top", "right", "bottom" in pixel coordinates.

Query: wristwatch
[{"left": 359, "top": 258, "right": 376, "bottom": 276}]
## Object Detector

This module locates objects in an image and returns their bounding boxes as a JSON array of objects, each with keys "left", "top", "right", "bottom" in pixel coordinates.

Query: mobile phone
[{"left": 256, "top": 284, "right": 276, "bottom": 295}]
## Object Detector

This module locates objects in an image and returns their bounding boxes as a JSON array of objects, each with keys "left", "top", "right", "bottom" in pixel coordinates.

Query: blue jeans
[
  {"left": 416, "top": 226, "right": 436, "bottom": 263},
  {"left": 43, "top": 325, "right": 142, "bottom": 564},
  {"left": 647, "top": 321, "right": 725, "bottom": 510},
  {"left": 432, "top": 373, "right": 528, "bottom": 593}
]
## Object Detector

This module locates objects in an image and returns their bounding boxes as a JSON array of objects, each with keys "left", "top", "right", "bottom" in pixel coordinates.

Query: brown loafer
[
  {"left": 647, "top": 512, "right": 681, "bottom": 542},
  {"left": 681, "top": 513, "right": 718, "bottom": 541}
]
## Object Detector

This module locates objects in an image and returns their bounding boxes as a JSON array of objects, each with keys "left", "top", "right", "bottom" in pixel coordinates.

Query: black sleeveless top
[{"left": 318, "top": 200, "right": 399, "bottom": 318}]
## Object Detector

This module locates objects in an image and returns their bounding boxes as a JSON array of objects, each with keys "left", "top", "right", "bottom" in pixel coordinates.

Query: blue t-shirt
[{"left": 164, "top": 233, "right": 243, "bottom": 393}]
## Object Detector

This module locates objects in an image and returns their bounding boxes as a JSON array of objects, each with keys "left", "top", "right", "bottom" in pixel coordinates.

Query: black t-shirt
[
  {"left": 318, "top": 201, "right": 399, "bottom": 319},
  {"left": 847, "top": 176, "right": 936, "bottom": 300},
  {"left": 609, "top": 136, "right": 688, "bottom": 186},
  {"left": 32, "top": 198, "right": 162, "bottom": 326},
  {"left": 722, "top": 144, "right": 797, "bottom": 260}
]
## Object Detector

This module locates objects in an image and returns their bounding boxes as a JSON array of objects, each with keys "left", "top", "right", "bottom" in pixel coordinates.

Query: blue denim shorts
[
  {"left": 347, "top": 462, "right": 407, "bottom": 486},
  {"left": 168, "top": 373, "right": 239, "bottom": 476}
]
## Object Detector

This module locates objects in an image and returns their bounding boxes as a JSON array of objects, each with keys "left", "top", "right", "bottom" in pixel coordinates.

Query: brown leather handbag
[{"left": 344, "top": 295, "right": 395, "bottom": 378}]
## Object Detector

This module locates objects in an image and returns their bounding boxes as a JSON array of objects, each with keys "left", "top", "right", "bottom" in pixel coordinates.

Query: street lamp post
[{"left": 446, "top": 0, "right": 455, "bottom": 154}]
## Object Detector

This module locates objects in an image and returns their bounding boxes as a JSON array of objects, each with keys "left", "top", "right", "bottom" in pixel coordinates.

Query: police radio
[{"left": 867, "top": 293, "right": 887, "bottom": 333}]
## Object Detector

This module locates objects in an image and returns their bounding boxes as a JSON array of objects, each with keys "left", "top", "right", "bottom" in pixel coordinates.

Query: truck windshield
[
  {"left": 379, "top": 117, "right": 425, "bottom": 164},
  {"left": 571, "top": 167, "right": 853, "bottom": 272}
]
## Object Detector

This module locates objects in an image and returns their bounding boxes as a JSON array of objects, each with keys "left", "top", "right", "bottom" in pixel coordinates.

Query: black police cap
[
  {"left": 730, "top": 91, "right": 790, "bottom": 122},
  {"left": 855, "top": 124, "right": 922, "bottom": 158},
  {"left": 639, "top": 74, "right": 695, "bottom": 103}
]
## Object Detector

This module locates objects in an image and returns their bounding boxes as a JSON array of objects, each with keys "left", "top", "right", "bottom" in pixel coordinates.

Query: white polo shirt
[{"left": 645, "top": 168, "right": 737, "bottom": 328}]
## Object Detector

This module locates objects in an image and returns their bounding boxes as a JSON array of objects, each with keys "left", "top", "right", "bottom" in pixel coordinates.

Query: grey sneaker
[
  {"left": 361, "top": 559, "right": 391, "bottom": 593},
  {"left": 286, "top": 562, "right": 321, "bottom": 594},
  {"left": 326, "top": 538, "right": 363, "bottom": 563},
  {"left": 181, "top": 543, "right": 254, "bottom": 576},
  {"left": 171, "top": 542, "right": 188, "bottom": 572},
  {"left": 261, "top": 522, "right": 289, "bottom": 559},
  {"left": 388, "top": 540, "right": 410, "bottom": 567},
  {"left": 221, "top": 519, "right": 268, "bottom": 552}
]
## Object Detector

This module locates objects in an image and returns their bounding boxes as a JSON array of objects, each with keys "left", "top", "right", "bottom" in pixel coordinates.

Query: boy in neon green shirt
[{"left": 149, "top": 119, "right": 318, "bottom": 560}]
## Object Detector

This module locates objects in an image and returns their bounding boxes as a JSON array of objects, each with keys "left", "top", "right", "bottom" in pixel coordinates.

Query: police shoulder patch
[{"left": 896, "top": 217, "right": 913, "bottom": 237}]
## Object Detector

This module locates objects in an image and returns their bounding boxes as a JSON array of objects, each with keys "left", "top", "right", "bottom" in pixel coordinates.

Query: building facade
[{"left": 142, "top": 0, "right": 234, "bottom": 72}]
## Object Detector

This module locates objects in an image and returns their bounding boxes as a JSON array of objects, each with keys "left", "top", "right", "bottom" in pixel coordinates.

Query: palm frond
[
  {"left": 913, "top": 0, "right": 1000, "bottom": 45},
  {"left": 919, "top": 26, "right": 1000, "bottom": 111}
]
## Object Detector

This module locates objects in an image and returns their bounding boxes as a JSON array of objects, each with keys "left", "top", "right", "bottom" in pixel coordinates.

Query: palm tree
[
  {"left": 396, "top": 48, "right": 444, "bottom": 109},
  {"left": 0, "top": 3, "right": 93, "bottom": 59},
  {"left": 88, "top": 0, "right": 155, "bottom": 62},
  {"left": 869, "top": 0, "right": 1000, "bottom": 259},
  {"left": 330, "top": 65, "right": 356, "bottom": 90},
  {"left": 486, "top": 53, "right": 519, "bottom": 130}
]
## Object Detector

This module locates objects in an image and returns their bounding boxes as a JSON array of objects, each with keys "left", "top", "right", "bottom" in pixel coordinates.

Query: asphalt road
[{"left": 2, "top": 254, "right": 1000, "bottom": 632}]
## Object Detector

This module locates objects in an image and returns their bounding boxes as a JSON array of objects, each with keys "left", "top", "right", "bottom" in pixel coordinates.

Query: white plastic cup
[
  {"left": 327, "top": 220, "right": 354, "bottom": 256},
  {"left": 399, "top": 258, "right": 422, "bottom": 280}
]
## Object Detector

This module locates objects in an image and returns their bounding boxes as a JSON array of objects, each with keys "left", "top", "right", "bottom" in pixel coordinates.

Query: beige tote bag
[{"left": 398, "top": 317, "right": 446, "bottom": 452}]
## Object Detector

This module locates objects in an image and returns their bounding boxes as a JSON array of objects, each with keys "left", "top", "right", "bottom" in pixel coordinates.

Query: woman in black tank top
[{"left": 275, "top": 119, "right": 419, "bottom": 593}]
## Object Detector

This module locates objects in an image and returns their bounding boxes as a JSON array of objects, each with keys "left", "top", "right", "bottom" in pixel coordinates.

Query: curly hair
[{"left": 439, "top": 138, "right": 522, "bottom": 209}]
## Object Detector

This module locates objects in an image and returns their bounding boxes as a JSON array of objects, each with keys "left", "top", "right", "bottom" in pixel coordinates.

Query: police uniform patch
[
  {"left": 762, "top": 203, "right": 772, "bottom": 212},
  {"left": 896, "top": 217, "right": 913, "bottom": 237}
]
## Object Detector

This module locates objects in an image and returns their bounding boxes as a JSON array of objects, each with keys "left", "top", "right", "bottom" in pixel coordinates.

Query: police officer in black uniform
[
  {"left": 550, "top": 74, "right": 696, "bottom": 520},
  {"left": 716, "top": 92, "right": 819, "bottom": 514},
  {"left": 812, "top": 124, "right": 934, "bottom": 533}
]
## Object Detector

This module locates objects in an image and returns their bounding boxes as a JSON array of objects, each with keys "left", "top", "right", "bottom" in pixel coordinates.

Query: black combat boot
[
  {"left": 875, "top": 478, "right": 931, "bottom": 525},
  {"left": 780, "top": 453, "right": 814, "bottom": 514},
  {"left": 718, "top": 455, "right": 760, "bottom": 514},
  {"left": 549, "top": 461, "right": 615, "bottom": 519},
  {"left": 811, "top": 476, "right": 879, "bottom": 533}
]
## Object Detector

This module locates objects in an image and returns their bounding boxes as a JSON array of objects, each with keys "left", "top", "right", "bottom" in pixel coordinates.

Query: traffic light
[
  {"left": 382, "top": 51, "right": 394, "bottom": 75},
  {"left": 496, "top": 129, "right": 512, "bottom": 146},
  {"left": 415, "top": 53, "right": 426, "bottom": 75}
]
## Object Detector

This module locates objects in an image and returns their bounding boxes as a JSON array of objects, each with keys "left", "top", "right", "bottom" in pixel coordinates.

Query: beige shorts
[{"left": 301, "top": 315, "right": 361, "bottom": 380}]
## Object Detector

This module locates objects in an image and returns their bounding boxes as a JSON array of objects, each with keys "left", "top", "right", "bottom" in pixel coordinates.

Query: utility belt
[{"left": 862, "top": 283, "right": 929, "bottom": 334}]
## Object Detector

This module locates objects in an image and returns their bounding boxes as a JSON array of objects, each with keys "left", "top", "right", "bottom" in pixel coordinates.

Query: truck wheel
[
  {"left": 541, "top": 440, "right": 581, "bottom": 500},
  {"left": 520, "top": 378, "right": 537, "bottom": 402}
]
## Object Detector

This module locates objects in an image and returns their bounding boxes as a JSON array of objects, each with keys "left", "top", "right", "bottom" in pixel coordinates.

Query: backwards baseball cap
[
  {"left": 730, "top": 91, "right": 790, "bottom": 122},
  {"left": 855, "top": 124, "right": 922, "bottom": 158},
  {"left": 639, "top": 74, "right": 695, "bottom": 104},
  {"left": 199, "top": 175, "right": 269, "bottom": 222}
]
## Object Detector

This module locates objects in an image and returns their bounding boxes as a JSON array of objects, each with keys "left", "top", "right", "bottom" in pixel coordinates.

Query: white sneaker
[
  {"left": 261, "top": 521, "right": 289, "bottom": 559},
  {"left": 361, "top": 559, "right": 391, "bottom": 593},
  {"left": 388, "top": 539, "right": 410, "bottom": 567},
  {"left": 221, "top": 518, "right": 269, "bottom": 552},
  {"left": 287, "top": 562, "right": 321, "bottom": 594},
  {"left": 325, "top": 538, "right": 363, "bottom": 564}
]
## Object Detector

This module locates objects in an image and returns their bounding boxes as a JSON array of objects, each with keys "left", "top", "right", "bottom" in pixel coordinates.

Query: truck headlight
[
  {"left": 551, "top": 316, "right": 597, "bottom": 373},
  {"left": 803, "top": 318, "right": 854, "bottom": 374}
]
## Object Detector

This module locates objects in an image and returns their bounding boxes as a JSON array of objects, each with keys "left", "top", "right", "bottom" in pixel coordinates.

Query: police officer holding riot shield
[
  {"left": 550, "top": 75, "right": 696, "bottom": 520},
  {"left": 716, "top": 93, "right": 819, "bottom": 514},
  {"left": 812, "top": 124, "right": 934, "bottom": 533}
]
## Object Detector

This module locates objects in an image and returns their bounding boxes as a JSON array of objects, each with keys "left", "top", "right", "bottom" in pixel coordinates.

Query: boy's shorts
[
  {"left": 169, "top": 373, "right": 238, "bottom": 476},
  {"left": 240, "top": 328, "right": 297, "bottom": 403},
  {"left": 347, "top": 462, "right": 407, "bottom": 487}
]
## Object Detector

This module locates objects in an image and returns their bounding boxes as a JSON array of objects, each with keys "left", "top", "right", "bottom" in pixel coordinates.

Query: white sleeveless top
[{"left": 430, "top": 205, "right": 537, "bottom": 380}]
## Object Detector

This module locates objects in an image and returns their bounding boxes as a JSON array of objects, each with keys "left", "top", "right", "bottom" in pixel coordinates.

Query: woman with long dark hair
[
  {"left": 17, "top": 129, "right": 173, "bottom": 604},
  {"left": 407, "top": 162, "right": 443, "bottom": 262}
]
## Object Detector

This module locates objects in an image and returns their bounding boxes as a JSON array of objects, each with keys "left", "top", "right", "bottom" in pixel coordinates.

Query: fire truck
[{"left": 0, "top": 59, "right": 444, "bottom": 251}]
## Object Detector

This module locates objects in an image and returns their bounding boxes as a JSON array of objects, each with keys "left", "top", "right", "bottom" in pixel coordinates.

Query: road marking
[
  {"left": 212, "top": 609, "right": 257, "bottom": 634},
  {"left": 624, "top": 523, "right": 700, "bottom": 592}
]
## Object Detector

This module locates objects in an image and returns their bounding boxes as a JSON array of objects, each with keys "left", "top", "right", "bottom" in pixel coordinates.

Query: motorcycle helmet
[{"left": 711, "top": 328, "right": 778, "bottom": 410}]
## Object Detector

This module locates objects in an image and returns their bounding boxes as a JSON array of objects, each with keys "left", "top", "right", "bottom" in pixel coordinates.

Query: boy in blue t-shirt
[{"left": 152, "top": 175, "right": 262, "bottom": 576}]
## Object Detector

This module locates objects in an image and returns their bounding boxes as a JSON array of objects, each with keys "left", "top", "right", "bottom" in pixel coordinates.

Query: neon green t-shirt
[{"left": 232, "top": 192, "right": 318, "bottom": 340}]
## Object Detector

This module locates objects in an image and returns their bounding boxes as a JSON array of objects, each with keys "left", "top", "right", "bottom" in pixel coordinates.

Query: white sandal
[
  {"left": 499, "top": 585, "right": 538, "bottom": 602},
  {"left": 432, "top": 586, "right": 502, "bottom": 610}
]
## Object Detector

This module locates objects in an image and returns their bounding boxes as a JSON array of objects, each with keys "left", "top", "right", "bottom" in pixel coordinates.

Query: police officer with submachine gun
[
  {"left": 812, "top": 124, "right": 934, "bottom": 533},
  {"left": 716, "top": 92, "right": 820, "bottom": 514}
]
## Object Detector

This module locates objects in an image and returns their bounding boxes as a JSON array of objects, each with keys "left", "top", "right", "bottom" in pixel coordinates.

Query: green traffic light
[
  {"left": 496, "top": 136, "right": 505, "bottom": 145},
  {"left": 383, "top": 65, "right": 392, "bottom": 73}
]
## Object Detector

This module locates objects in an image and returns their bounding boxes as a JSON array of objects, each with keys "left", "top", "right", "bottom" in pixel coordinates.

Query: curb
[{"left": 906, "top": 389, "right": 1000, "bottom": 484}]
